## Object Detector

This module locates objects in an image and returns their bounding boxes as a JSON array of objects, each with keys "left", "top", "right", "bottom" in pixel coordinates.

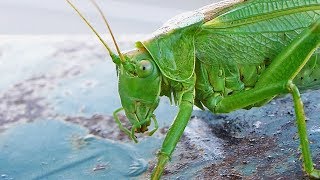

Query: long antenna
[
  {"left": 66, "top": 0, "right": 117, "bottom": 58},
  {"left": 89, "top": 0, "right": 126, "bottom": 63}
]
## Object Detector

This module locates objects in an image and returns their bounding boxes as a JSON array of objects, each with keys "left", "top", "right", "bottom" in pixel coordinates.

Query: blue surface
[
  {"left": 0, "top": 37, "right": 170, "bottom": 179},
  {"left": 0, "top": 120, "right": 153, "bottom": 180}
]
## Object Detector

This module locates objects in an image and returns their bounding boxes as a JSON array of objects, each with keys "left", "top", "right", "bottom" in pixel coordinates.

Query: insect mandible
[{"left": 66, "top": 0, "right": 320, "bottom": 179}]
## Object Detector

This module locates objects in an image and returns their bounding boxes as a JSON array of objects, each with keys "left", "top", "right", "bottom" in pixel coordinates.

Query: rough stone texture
[{"left": 156, "top": 90, "right": 320, "bottom": 179}]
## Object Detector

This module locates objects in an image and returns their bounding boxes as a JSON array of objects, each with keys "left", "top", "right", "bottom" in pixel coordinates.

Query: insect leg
[
  {"left": 151, "top": 90, "right": 194, "bottom": 180},
  {"left": 287, "top": 81, "right": 320, "bottom": 178},
  {"left": 130, "top": 122, "right": 139, "bottom": 143},
  {"left": 148, "top": 115, "right": 159, "bottom": 136},
  {"left": 113, "top": 107, "right": 137, "bottom": 142},
  {"left": 215, "top": 18, "right": 320, "bottom": 113},
  {"left": 213, "top": 82, "right": 287, "bottom": 113},
  {"left": 207, "top": 81, "right": 320, "bottom": 178},
  {"left": 255, "top": 19, "right": 320, "bottom": 88}
]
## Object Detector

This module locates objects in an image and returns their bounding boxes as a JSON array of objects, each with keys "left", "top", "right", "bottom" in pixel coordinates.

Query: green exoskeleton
[{"left": 66, "top": 0, "right": 320, "bottom": 179}]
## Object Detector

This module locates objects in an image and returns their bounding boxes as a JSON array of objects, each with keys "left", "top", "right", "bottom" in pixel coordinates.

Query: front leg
[{"left": 151, "top": 90, "right": 194, "bottom": 180}]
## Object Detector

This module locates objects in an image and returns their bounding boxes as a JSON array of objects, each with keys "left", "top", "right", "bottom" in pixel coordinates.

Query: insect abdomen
[
  {"left": 195, "top": 49, "right": 320, "bottom": 111},
  {"left": 194, "top": 59, "right": 268, "bottom": 110},
  {"left": 294, "top": 51, "right": 320, "bottom": 91}
]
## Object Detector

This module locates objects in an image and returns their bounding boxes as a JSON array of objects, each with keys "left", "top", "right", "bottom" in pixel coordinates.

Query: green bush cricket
[{"left": 66, "top": 0, "right": 320, "bottom": 179}]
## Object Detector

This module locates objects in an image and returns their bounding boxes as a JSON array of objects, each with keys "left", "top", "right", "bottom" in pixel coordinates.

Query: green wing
[
  {"left": 139, "top": 23, "right": 201, "bottom": 81},
  {"left": 195, "top": 0, "right": 320, "bottom": 66}
]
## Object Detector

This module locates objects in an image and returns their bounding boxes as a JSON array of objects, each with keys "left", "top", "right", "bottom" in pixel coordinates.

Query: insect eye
[{"left": 137, "top": 60, "right": 153, "bottom": 78}]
